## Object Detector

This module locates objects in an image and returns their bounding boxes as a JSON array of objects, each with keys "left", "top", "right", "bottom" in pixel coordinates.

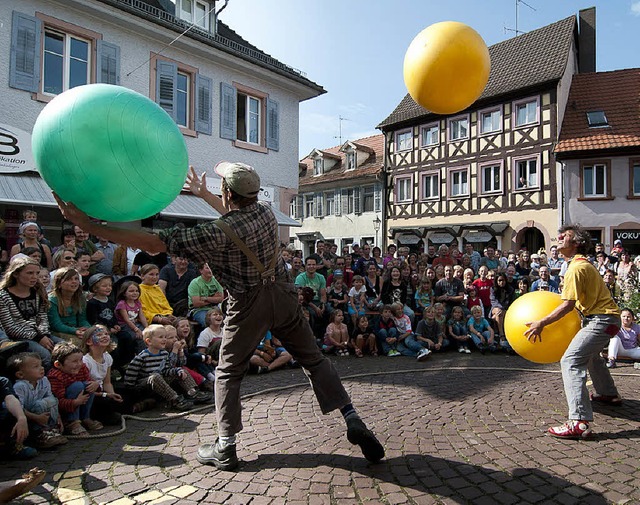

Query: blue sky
[{"left": 220, "top": 1, "right": 639, "bottom": 158}]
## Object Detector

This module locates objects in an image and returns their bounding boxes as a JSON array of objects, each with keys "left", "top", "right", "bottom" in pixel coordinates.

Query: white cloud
[
  {"left": 631, "top": 1, "right": 640, "bottom": 16},
  {"left": 300, "top": 111, "right": 339, "bottom": 135},
  {"left": 339, "top": 103, "right": 369, "bottom": 116}
]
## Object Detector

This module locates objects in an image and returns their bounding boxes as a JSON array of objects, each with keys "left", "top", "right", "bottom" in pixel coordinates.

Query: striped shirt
[
  {"left": 0, "top": 288, "right": 50, "bottom": 341},
  {"left": 123, "top": 349, "right": 185, "bottom": 387},
  {"left": 158, "top": 201, "right": 288, "bottom": 297}
]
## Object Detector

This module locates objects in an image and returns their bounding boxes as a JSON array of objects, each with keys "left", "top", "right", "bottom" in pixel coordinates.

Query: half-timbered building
[
  {"left": 555, "top": 68, "right": 640, "bottom": 255},
  {"left": 377, "top": 8, "right": 596, "bottom": 254},
  {"left": 291, "top": 134, "right": 384, "bottom": 256}
]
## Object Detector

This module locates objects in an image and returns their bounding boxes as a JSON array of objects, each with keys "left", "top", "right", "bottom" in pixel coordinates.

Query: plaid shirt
[{"left": 158, "top": 201, "right": 288, "bottom": 297}]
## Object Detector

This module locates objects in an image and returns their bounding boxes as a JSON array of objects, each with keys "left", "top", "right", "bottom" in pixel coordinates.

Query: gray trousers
[
  {"left": 560, "top": 314, "right": 620, "bottom": 421},
  {"left": 215, "top": 281, "right": 351, "bottom": 436}
]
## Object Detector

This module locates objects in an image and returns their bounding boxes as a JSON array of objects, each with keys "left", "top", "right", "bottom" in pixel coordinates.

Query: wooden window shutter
[
  {"left": 266, "top": 98, "right": 280, "bottom": 151},
  {"left": 9, "top": 11, "right": 42, "bottom": 92},
  {"left": 156, "top": 60, "right": 177, "bottom": 121},
  {"left": 195, "top": 73, "right": 212, "bottom": 135},
  {"left": 219, "top": 82, "right": 236, "bottom": 140},
  {"left": 96, "top": 40, "right": 120, "bottom": 85}
]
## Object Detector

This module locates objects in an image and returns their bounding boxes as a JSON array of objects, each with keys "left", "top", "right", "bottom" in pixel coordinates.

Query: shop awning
[{"left": 0, "top": 173, "right": 300, "bottom": 226}]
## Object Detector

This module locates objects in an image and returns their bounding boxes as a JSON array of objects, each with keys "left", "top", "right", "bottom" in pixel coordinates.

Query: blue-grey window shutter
[
  {"left": 156, "top": 60, "right": 177, "bottom": 121},
  {"left": 195, "top": 73, "right": 212, "bottom": 135},
  {"left": 220, "top": 82, "right": 236, "bottom": 140},
  {"left": 9, "top": 11, "right": 42, "bottom": 92},
  {"left": 354, "top": 188, "right": 362, "bottom": 215},
  {"left": 296, "top": 196, "right": 303, "bottom": 221},
  {"left": 266, "top": 98, "right": 280, "bottom": 151},
  {"left": 334, "top": 190, "right": 341, "bottom": 216},
  {"left": 96, "top": 40, "right": 120, "bottom": 85}
]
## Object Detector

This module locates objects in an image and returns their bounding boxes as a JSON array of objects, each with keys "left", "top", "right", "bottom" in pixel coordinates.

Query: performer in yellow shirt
[{"left": 525, "top": 224, "right": 621, "bottom": 439}]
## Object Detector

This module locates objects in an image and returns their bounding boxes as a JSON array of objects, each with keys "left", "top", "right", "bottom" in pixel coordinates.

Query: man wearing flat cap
[{"left": 54, "top": 162, "right": 384, "bottom": 471}]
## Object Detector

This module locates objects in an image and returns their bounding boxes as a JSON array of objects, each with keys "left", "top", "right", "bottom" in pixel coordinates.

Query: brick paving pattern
[{"left": 3, "top": 354, "right": 639, "bottom": 504}]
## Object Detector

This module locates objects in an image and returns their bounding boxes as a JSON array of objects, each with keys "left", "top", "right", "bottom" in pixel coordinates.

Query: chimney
[{"left": 578, "top": 7, "right": 596, "bottom": 73}]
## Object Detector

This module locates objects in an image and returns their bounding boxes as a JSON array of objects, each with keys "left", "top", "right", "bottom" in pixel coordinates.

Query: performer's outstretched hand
[
  {"left": 186, "top": 166, "right": 209, "bottom": 197},
  {"left": 53, "top": 192, "right": 92, "bottom": 228}
]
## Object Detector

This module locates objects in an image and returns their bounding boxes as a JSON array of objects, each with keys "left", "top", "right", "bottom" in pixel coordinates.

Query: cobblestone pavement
[{"left": 3, "top": 353, "right": 640, "bottom": 505}]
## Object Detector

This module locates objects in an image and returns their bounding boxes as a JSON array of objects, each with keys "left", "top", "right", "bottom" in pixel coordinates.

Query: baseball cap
[{"left": 215, "top": 161, "right": 261, "bottom": 198}]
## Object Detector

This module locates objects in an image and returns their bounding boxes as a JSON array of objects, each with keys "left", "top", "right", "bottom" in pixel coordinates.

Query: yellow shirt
[
  {"left": 139, "top": 283, "right": 173, "bottom": 323},
  {"left": 561, "top": 255, "right": 619, "bottom": 317}
]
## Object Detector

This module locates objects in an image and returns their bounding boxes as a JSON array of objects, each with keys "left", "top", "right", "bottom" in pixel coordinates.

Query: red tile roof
[
  {"left": 299, "top": 134, "right": 384, "bottom": 187},
  {"left": 555, "top": 68, "right": 640, "bottom": 156}
]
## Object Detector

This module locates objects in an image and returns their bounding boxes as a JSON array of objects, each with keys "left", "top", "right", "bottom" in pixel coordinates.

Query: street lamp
[{"left": 373, "top": 216, "right": 381, "bottom": 247}]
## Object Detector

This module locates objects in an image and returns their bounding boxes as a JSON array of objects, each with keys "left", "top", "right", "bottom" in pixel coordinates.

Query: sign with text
[
  {"left": 429, "top": 232, "right": 454, "bottom": 244},
  {"left": 0, "top": 123, "right": 36, "bottom": 173}
]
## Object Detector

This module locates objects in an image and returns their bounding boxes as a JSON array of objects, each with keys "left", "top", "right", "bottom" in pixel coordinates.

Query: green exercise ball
[{"left": 32, "top": 84, "right": 188, "bottom": 222}]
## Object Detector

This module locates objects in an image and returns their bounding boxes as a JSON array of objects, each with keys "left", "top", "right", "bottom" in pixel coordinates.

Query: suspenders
[{"left": 215, "top": 220, "right": 279, "bottom": 284}]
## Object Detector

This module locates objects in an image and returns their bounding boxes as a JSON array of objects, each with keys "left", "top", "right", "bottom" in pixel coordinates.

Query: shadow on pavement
[{"left": 241, "top": 452, "right": 607, "bottom": 503}]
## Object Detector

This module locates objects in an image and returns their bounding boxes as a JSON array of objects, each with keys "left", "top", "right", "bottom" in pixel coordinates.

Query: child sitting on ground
[
  {"left": 448, "top": 306, "right": 472, "bottom": 354},
  {"left": 324, "top": 309, "right": 350, "bottom": 356},
  {"left": 391, "top": 302, "right": 427, "bottom": 359},
  {"left": 115, "top": 280, "right": 148, "bottom": 358},
  {"left": 250, "top": 331, "right": 295, "bottom": 373},
  {"left": 47, "top": 342, "right": 103, "bottom": 437},
  {"left": 326, "top": 272, "right": 349, "bottom": 315},
  {"left": 86, "top": 274, "right": 132, "bottom": 372},
  {"left": 465, "top": 286, "right": 484, "bottom": 316},
  {"left": 196, "top": 307, "right": 224, "bottom": 367},
  {"left": 347, "top": 275, "right": 368, "bottom": 326},
  {"left": 172, "top": 319, "right": 215, "bottom": 391},
  {"left": 81, "top": 325, "right": 123, "bottom": 425},
  {"left": 467, "top": 305, "right": 496, "bottom": 354},
  {"left": 415, "top": 306, "right": 444, "bottom": 353},
  {"left": 8, "top": 352, "right": 68, "bottom": 449},
  {"left": 351, "top": 315, "right": 378, "bottom": 357},
  {"left": 375, "top": 305, "right": 400, "bottom": 357},
  {"left": 123, "top": 324, "right": 209, "bottom": 411}
]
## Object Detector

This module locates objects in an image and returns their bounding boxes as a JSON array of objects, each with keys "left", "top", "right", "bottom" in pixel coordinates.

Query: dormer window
[
  {"left": 176, "top": 0, "right": 211, "bottom": 31},
  {"left": 586, "top": 111, "right": 608, "bottom": 128},
  {"left": 314, "top": 158, "right": 323, "bottom": 176},
  {"left": 346, "top": 152, "right": 356, "bottom": 170}
]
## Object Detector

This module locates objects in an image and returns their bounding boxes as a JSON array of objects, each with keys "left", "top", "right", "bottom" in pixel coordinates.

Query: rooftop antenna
[
  {"left": 504, "top": 0, "right": 536, "bottom": 36},
  {"left": 334, "top": 116, "right": 351, "bottom": 145}
]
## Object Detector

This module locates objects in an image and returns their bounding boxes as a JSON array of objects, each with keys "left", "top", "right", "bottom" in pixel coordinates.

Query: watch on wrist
[{"left": 102, "top": 392, "right": 108, "bottom": 398}]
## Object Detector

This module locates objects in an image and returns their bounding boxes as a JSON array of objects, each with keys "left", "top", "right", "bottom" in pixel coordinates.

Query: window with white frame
[
  {"left": 481, "top": 163, "right": 501, "bottom": 193},
  {"left": 395, "top": 176, "right": 412, "bottom": 203},
  {"left": 313, "top": 158, "right": 323, "bottom": 176},
  {"left": 346, "top": 151, "right": 356, "bottom": 170},
  {"left": 363, "top": 185, "right": 375, "bottom": 212},
  {"left": 449, "top": 168, "right": 469, "bottom": 197},
  {"left": 420, "top": 172, "right": 439, "bottom": 200},
  {"left": 325, "top": 191, "right": 335, "bottom": 215},
  {"left": 582, "top": 163, "right": 608, "bottom": 198},
  {"left": 396, "top": 130, "right": 412, "bottom": 151},
  {"left": 304, "top": 194, "right": 314, "bottom": 218},
  {"left": 177, "top": 0, "right": 211, "bottom": 31},
  {"left": 237, "top": 91, "right": 261, "bottom": 144},
  {"left": 514, "top": 98, "right": 538, "bottom": 127},
  {"left": 480, "top": 109, "right": 501, "bottom": 134},
  {"left": 420, "top": 123, "right": 439, "bottom": 147},
  {"left": 43, "top": 28, "right": 90, "bottom": 96},
  {"left": 515, "top": 157, "right": 539, "bottom": 189},
  {"left": 175, "top": 72, "right": 190, "bottom": 127},
  {"left": 449, "top": 116, "right": 469, "bottom": 141}
]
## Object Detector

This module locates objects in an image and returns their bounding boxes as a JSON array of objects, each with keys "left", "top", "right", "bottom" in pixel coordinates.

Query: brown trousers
[{"left": 215, "top": 281, "right": 351, "bottom": 436}]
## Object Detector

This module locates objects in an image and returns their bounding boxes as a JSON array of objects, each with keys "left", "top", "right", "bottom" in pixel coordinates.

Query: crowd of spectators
[{"left": 1, "top": 210, "right": 639, "bottom": 461}]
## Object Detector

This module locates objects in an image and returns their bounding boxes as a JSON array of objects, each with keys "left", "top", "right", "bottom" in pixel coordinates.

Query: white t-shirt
[
  {"left": 197, "top": 327, "right": 223, "bottom": 348},
  {"left": 82, "top": 353, "right": 113, "bottom": 388},
  {"left": 348, "top": 285, "right": 367, "bottom": 299}
]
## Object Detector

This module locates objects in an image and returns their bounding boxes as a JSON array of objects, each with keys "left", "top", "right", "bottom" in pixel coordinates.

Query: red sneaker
[{"left": 548, "top": 420, "right": 593, "bottom": 439}]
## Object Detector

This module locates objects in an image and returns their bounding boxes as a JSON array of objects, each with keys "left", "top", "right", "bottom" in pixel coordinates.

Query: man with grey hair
[{"left": 525, "top": 224, "right": 621, "bottom": 439}]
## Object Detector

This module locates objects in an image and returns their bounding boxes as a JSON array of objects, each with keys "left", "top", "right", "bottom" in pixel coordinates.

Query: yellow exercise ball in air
[
  {"left": 403, "top": 21, "right": 491, "bottom": 115},
  {"left": 504, "top": 291, "right": 581, "bottom": 364}
]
